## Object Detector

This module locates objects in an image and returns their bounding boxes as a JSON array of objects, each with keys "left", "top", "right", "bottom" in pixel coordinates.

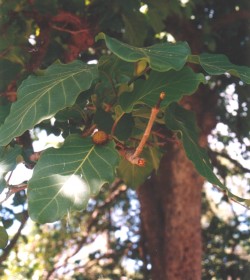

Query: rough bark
[
  {"left": 138, "top": 173, "right": 165, "bottom": 279},
  {"left": 138, "top": 143, "right": 203, "bottom": 280},
  {"left": 138, "top": 89, "right": 217, "bottom": 280}
]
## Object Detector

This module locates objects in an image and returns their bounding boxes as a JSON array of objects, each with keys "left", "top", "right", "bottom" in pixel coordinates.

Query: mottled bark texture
[
  {"left": 138, "top": 145, "right": 203, "bottom": 280},
  {"left": 138, "top": 89, "right": 217, "bottom": 280}
]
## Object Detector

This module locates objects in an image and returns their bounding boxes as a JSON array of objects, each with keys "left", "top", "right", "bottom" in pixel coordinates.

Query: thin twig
[
  {"left": 51, "top": 25, "right": 89, "bottom": 35},
  {"left": 0, "top": 184, "right": 27, "bottom": 204},
  {"left": 81, "top": 124, "right": 96, "bottom": 138},
  {"left": 111, "top": 112, "right": 125, "bottom": 136},
  {"left": 211, "top": 184, "right": 249, "bottom": 209},
  {"left": 209, "top": 150, "right": 250, "bottom": 173},
  {"left": 6, "top": 171, "right": 13, "bottom": 184},
  {"left": 0, "top": 211, "right": 28, "bottom": 264},
  {"left": 45, "top": 179, "right": 125, "bottom": 280},
  {"left": 132, "top": 92, "right": 165, "bottom": 159}
]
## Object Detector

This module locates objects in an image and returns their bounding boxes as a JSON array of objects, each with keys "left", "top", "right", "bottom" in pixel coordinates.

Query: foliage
[
  {"left": 0, "top": 0, "right": 250, "bottom": 278},
  {"left": 1, "top": 32, "right": 249, "bottom": 225},
  {"left": 202, "top": 192, "right": 250, "bottom": 279}
]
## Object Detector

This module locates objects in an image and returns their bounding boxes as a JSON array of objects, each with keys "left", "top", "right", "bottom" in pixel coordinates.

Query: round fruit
[{"left": 92, "top": 130, "right": 109, "bottom": 145}]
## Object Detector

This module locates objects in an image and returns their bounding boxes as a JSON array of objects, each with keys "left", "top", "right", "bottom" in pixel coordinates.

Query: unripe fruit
[{"left": 135, "top": 60, "right": 148, "bottom": 76}]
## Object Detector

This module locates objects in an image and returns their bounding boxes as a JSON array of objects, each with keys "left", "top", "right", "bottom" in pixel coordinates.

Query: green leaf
[
  {"left": 147, "top": 8, "right": 166, "bottom": 33},
  {"left": 191, "top": 53, "right": 250, "bottom": 84},
  {"left": 55, "top": 91, "right": 91, "bottom": 122},
  {"left": 165, "top": 103, "right": 250, "bottom": 205},
  {"left": 0, "top": 145, "right": 22, "bottom": 193},
  {"left": 2, "top": 219, "right": 13, "bottom": 229},
  {"left": 96, "top": 32, "right": 191, "bottom": 71},
  {"left": 27, "top": 135, "right": 119, "bottom": 223},
  {"left": 0, "top": 178, "right": 7, "bottom": 193},
  {"left": 119, "top": 67, "right": 205, "bottom": 112},
  {"left": 114, "top": 113, "right": 134, "bottom": 141},
  {"left": 117, "top": 146, "right": 161, "bottom": 188},
  {"left": 94, "top": 108, "right": 114, "bottom": 134},
  {"left": 98, "top": 54, "right": 134, "bottom": 83},
  {"left": 122, "top": 12, "right": 147, "bottom": 46},
  {"left": 0, "top": 104, "right": 11, "bottom": 125},
  {"left": 0, "top": 60, "right": 98, "bottom": 146},
  {"left": 165, "top": 103, "right": 225, "bottom": 187},
  {"left": 0, "top": 226, "right": 8, "bottom": 249},
  {"left": 0, "top": 59, "right": 22, "bottom": 91}
]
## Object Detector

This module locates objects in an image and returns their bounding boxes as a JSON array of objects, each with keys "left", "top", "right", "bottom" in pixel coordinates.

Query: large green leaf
[
  {"left": 189, "top": 53, "right": 250, "bottom": 84},
  {"left": 165, "top": 103, "right": 250, "bottom": 205},
  {"left": 0, "top": 61, "right": 98, "bottom": 146},
  {"left": 27, "top": 135, "right": 119, "bottom": 223},
  {"left": 119, "top": 67, "right": 205, "bottom": 112},
  {"left": 0, "top": 145, "right": 22, "bottom": 193},
  {"left": 96, "top": 32, "right": 191, "bottom": 71},
  {"left": 117, "top": 146, "right": 161, "bottom": 188}
]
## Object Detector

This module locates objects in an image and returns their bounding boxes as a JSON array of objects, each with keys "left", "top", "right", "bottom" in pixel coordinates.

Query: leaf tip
[{"left": 95, "top": 32, "right": 106, "bottom": 42}]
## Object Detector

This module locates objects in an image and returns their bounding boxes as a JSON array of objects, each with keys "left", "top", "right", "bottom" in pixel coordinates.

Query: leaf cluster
[{"left": 1, "top": 32, "right": 250, "bottom": 228}]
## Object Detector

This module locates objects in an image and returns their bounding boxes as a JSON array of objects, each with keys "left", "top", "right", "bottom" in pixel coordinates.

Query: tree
[{"left": 0, "top": 0, "right": 250, "bottom": 279}]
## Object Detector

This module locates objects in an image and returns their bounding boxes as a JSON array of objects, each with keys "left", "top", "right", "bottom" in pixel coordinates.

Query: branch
[
  {"left": 45, "top": 179, "right": 126, "bottom": 280},
  {"left": 0, "top": 184, "right": 28, "bottom": 204},
  {"left": 132, "top": 92, "right": 165, "bottom": 159},
  {"left": 118, "top": 93, "right": 166, "bottom": 167},
  {"left": 111, "top": 112, "right": 125, "bottom": 136},
  {"left": 51, "top": 25, "right": 89, "bottom": 35},
  {"left": 60, "top": 251, "right": 119, "bottom": 276},
  {"left": 209, "top": 150, "right": 250, "bottom": 174},
  {"left": 0, "top": 211, "right": 28, "bottom": 264}
]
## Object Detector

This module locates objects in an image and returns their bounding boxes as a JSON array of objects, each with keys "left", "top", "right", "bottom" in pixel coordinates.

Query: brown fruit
[{"left": 92, "top": 130, "right": 109, "bottom": 145}]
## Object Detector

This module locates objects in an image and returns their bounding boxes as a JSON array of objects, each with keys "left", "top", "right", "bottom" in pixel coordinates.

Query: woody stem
[{"left": 132, "top": 92, "right": 166, "bottom": 159}]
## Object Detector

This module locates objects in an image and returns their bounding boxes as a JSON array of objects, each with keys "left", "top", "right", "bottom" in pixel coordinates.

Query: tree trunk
[
  {"left": 138, "top": 143, "right": 204, "bottom": 280},
  {"left": 138, "top": 89, "right": 217, "bottom": 280},
  {"left": 138, "top": 144, "right": 204, "bottom": 280}
]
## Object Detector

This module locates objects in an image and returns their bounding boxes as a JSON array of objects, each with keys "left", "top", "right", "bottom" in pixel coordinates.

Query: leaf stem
[{"left": 111, "top": 112, "right": 125, "bottom": 136}]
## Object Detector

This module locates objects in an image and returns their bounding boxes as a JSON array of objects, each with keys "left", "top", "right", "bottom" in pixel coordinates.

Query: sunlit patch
[
  {"left": 179, "top": 0, "right": 189, "bottom": 6},
  {"left": 220, "top": 83, "right": 239, "bottom": 116},
  {"left": 155, "top": 32, "right": 176, "bottom": 43},
  {"left": 87, "top": 59, "right": 98, "bottom": 65},
  {"left": 139, "top": 4, "right": 148, "bottom": 14},
  {"left": 6, "top": 163, "right": 33, "bottom": 185},
  {"left": 31, "top": 128, "right": 64, "bottom": 151},
  {"left": 28, "top": 34, "right": 36, "bottom": 46},
  {"left": 0, "top": 163, "right": 7, "bottom": 175},
  {"left": 62, "top": 175, "right": 90, "bottom": 207}
]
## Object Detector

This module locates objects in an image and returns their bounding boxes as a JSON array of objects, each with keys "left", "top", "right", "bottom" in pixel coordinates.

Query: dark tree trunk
[
  {"left": 138, "top": 89, "right": 217, "bottom": 280},
  {"left": 138, "top": 144, "right": 203, "bottom": 280}
]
